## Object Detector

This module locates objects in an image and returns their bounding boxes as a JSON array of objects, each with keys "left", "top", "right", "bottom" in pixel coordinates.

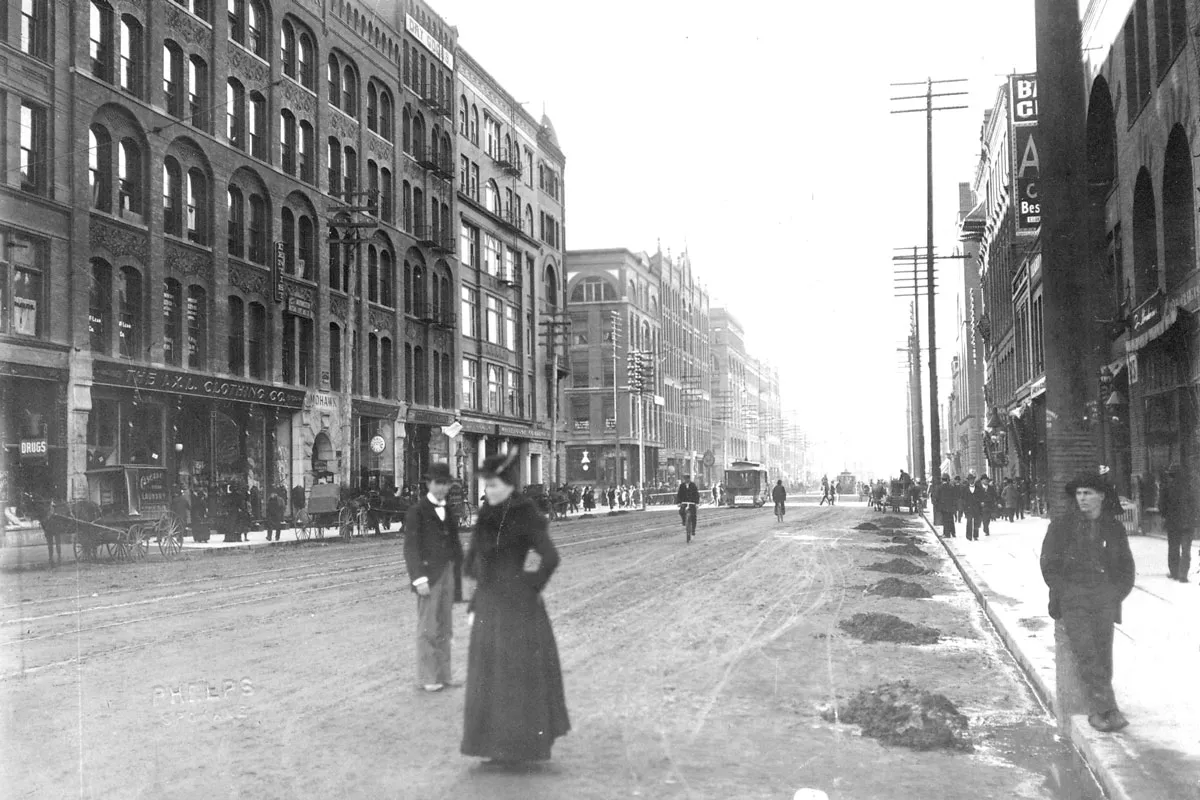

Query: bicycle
[{"left": 679, "top": 501, "right": 698, "bottom": 543}]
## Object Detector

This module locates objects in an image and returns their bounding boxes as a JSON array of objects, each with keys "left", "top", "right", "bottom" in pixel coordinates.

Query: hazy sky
[{"left": 423, "top": 0, "right": 1038, "bottom": 476}]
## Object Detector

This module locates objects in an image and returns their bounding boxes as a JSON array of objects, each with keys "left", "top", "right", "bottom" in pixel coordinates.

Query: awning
[{"left": 1126, "top": 284, "right": 1200, "bottom": 352}]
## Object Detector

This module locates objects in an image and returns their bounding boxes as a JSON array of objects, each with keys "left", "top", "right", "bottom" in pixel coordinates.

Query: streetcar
[{"left": 722, "top": 461, "right": 769, "bottom": 507}]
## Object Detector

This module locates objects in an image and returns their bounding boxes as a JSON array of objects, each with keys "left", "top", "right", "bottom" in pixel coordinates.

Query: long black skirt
[{"left": 461, "top": 580, "right": 570, "bottom": 761}]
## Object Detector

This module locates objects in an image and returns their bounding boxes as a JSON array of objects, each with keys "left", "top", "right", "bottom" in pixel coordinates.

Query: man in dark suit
[
  {"left": 677, "top": 475, "right": 701, "bottom": 531},
  {"left": 403, "top": 463, "right": 463, "bottom": 693},
  {"left": 962, "top": 473, "right": 984, "bottom": 541}
]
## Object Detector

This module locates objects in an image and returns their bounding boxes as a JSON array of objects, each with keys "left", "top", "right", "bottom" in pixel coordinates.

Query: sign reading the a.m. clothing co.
[
  {"left": 1010, "top": 74, "right": 1040, "bottom": 236},
  {"left": 92, "top": 361, "right": 306, "bottom": 409}
]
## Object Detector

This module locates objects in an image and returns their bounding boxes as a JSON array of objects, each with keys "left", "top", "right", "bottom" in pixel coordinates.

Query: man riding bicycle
[
  {"left": 772, "top": 479, "right": 787, "bottom": 522},
  {"left": 677, "top": 475, "right": 700, "bottom": 534}
]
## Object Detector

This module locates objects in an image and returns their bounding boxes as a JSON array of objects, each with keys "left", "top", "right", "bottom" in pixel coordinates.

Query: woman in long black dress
[{"left": 462, "top": 453, "right": 570, "bottom": 763}]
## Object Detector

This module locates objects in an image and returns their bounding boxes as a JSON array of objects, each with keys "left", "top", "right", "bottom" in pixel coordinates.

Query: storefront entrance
[{"left": 1, "top": 368, "right": 67, "bottom": 512}]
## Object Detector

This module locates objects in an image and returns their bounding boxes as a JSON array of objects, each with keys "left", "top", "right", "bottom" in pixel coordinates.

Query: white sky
[{"left": 425, "top": 0, "right": 1038, "bottom": 477}]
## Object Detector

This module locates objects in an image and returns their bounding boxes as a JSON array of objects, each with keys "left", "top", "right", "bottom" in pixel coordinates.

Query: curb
[{"left": 917, "top": 513, "right": 1134, "bottom": 800}]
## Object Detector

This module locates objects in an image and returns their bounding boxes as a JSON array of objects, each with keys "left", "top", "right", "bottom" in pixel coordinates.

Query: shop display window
[
  {"left": 86, "top": 398, "right": 163, "bottom": 467},
  {"left": 0, "top": 230, "right": 45, "bottom": 338}
]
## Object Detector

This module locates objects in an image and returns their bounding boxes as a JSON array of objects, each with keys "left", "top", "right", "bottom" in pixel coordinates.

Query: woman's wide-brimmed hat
[
  {"left": 1064, "top": 470, "right": 1116, "bottom": 497},
  {"left": 480, "top": 451, "right": 521, "bottom": 486}
]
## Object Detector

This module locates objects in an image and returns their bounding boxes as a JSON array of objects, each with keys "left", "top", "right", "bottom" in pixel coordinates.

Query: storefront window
[
  {"left": 87, "top": 397, "right": 119, "bottom": 468},
  {"left": 355, "top": 416, "right": 394, "bottom": 491},
  {"left": 120, "top": 402, "right": 163, "bottom": 465}
]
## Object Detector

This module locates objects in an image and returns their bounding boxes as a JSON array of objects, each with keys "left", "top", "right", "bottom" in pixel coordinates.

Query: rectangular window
[
  {"left": 91, "top": 1, "right": 113, "bottom": 80},
  {"left": 487, "top": 364, "right": 502, "bottom": 413},
  {"left": 248, "top": 302, "right": 266, "bottom": 379},
  {"left": 470, "top": 162, "right": 479, "bottom": 201},
  {"left": 282, "top": 312, "right": 296, "bottom": 384},
  {"left": 299, "top": 122, "right": 314, "bottom": 183},
  {"left": 19, "top": 102, "right": 46, "bottom": 195},
  {"left": 120, "top": 18, "right": 143, "bottom": 95},
  {"left": 329, "top": 324, "right": 342, "bottom": 391},
  {"left": 459, "top": 155, "right": 469, "bottom": 192},
  {"left": 462, "top": 358, "right": 478, "bottom": 409},
  {"left": 461, "top": 286, "right": 478, "bottom": 338},
  {"left": 506, "top": 371, "right": 521, "bottom": 417},
  {"left": 505, "top": 304, "right": 517, "bottom": 350},
  {"left": 20, "top": 0, "right": 48, "bottom": 59},
  {"left": 298, "top": 315, "right": 313, "bottom": 386},
  {"left": 485, "top": 295, "right": 502, "bottom": 345},
  {"left": 227, "top": 297, "right": 244, "bottom": 373},
  {"left": 186, "top": 287, "right": 206, "bottom": 369},
  {"left": 0, "top": 233, "right": 44, "bottom": 338}
]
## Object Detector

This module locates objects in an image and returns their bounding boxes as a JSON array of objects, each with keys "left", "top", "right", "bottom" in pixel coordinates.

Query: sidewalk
[{"left": 924, "top": 513, "right": 1200, "bottom": 800}]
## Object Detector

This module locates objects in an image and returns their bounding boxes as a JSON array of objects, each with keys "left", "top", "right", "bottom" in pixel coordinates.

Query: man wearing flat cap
[
  {"left": 1040, "top": 471, "right": 1136, "bottom": 732},
  {"left": 403, "top": 462, "right": 463, "bottom": 693}
]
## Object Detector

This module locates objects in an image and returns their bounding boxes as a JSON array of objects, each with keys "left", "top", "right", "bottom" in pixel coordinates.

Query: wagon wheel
[
  {"left": 156, "top": 513, "right": 184, "bottom": 559},
  {"left": 128, "top": 523, "right": 150, "bottom": 561},
  {"left": 106, "top": 540, "right": 126, "bottom": 562},
  {"left": 294, "top": 510, "right": 311, "bottom": 541},
  {"left": 74, "top": 535, "right": 96, "bottom": 563},
  {"left": 338, "top": 506, "right": 354, "bottom": 541}
]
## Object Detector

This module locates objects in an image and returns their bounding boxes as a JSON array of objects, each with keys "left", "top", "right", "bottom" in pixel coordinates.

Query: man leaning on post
[{"left": 403, "top": 463, "right": 464, "bottom": 693}]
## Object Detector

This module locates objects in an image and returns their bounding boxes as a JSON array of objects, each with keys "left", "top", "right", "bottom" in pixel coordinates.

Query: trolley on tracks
[
  {"left": 722, "top": 461, "right": 769, "bottom": 508},
  {"left": 48, "top": 466, "right": 186, "bottom": 563}
]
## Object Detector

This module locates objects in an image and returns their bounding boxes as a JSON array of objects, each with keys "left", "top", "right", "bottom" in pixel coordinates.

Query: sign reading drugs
[{"left": 1010, "top": 74, "right": 1040, "bottom": 236}]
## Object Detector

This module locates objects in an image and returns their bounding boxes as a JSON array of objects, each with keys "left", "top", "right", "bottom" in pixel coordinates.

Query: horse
[{"left": 22, "top": 493, "right": 64, "bottom": 567}]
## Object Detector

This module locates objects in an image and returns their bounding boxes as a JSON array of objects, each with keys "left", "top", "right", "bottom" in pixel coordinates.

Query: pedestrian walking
[
  {"left": 1039, "top": 471, "right": 1135, "bottom": 732},
  {"left": 606, "top": 486, "right": 616, "bottom": 510},
  {"left": 1159, "top": 464, "right": 1195, "bottom": 582},
  {"left": 1002, "top": 479, "right": 1020, "bottom": 523},
  {"left": 1018, "top": 477, "right": 1029, "bottom": 520},
  {"left": 461, "top": 452, "right": 570, "bottom": 764},
  {"left": 403, "top": 463, "right": 464, "bottom": 693},
  {"left": 265, "top": 488, "right": 285, "bottom": 542},
  {"left": 772, "top": 479, "right": 787, "bottom": 522},
  {"left": 962, "top": 473, "right": 984, "bottom": 541},
  {"left": 978, "top": 475, "right": 997, "bottom": 536},
  {"left": 952, "top": 476, "right": 964, "bottom": 523},
  {"left": 936, "top": 473, "right": 958, "bottom": 538}
]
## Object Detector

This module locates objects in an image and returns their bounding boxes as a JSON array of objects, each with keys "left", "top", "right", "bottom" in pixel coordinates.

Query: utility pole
[
  {"left": 1035, "top": 2, "right": 1100, "bottom": 515},
  {"left": 628, "top": 350, "right": 646, "bottom": 509},
  {"left": 892, "top": 79, "right": 968, "bottom": 492},
  {"left": 608, "top": 311, "right": 622, "bottom": 485},
  {"left": 539, "top": 312, "right": 571, "bottom": 486}
]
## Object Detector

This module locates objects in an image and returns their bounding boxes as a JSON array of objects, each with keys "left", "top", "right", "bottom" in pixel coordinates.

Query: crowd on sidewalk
[{"left": 931, "top": 472, "right": 1047, "bottom": 541}]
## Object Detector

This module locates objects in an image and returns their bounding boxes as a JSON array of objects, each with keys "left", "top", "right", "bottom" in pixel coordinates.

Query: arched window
[
  {"left": 227, "top": 187, "right": 245, "bottom": 257},
  {"left": 248, "top": 193, "right": 267, "bottom": 263},
  {"left": 298, "top": 215, "right": 314, "bottom": 280},
  {"left": 367, "top": 83, "right": 378, "bottom": 131},
  {"left": 227, "top": 79, "right": 245, "bottom": 148},
  {"left": 570, "top": 276, "right": 616, "bottom": 303},
  {"left": 367, "top": 160, "right": 379, "bottom": 216},
  {"left": 247, "top": 0, "right": 266, "bottom": 57},
  {"left": 380, "top": 91, "right": 393, "bottom": 141},
  {"left": 228, "top": 295, "right": 245, "bottom": 373},
  {"left": 414, "top": 346, "right": 427, "bottom": 404},
  {"left": 368, "top": 245, "right": 379, "bottom": 303},
  {"left": 187, "top": 285, "right": 207, "bottom": 369},
  {"left": 525, "top": 204, "right": 534, "bottom": 236},
  {"left": 401, "top": 180, "right": 412, "bottom": 231},
  {"left": 188, "top": 55, "right": 209, "bottom": 130},
  {"left": 1162, "top": 126, "right": 1195, "bottom": 291},
  {"left": 248, "top": 302, "right": 267, "bottom": 379},
  {"left": 163, "top": 158, "right": 182, "bottom": 235},
  {"left": 280, "top": 109, "right": 297, "bottom": 174},
  {"left": 381, "top": 168, "right": 393, "bottom": 224},
  {"left": 281, "top": 207, "right": 295, "bottom": 273},
  {"left": 484, "top": 180, "right": 499, "bottom": 215},
  {"left": 90, "top": 259, "right": 113, "bottom": 353},
  {"left": 402, "top": 106, "right": 411, "bottom": 154},
  {"left": 458, "top": 95, "right": 467, "bottom": 136},
  {"left": 299, "top": 121, "right": 314, "bottom": 183},
  {"left": 298, "top": 32, "right": 314, "bottom": 89},
  {"left": 281, "top": 19, "right": 296, "bottom": 77},
  {"left": 328, "top": 226, "right": 341, "bottom": 291},
  {"left": 186, "top": 168, "right": 207, "bottom": 244},
  {"left": 441, "top": 353, "right": 452, "bottom": 409},
  {"left": 412, "top": 113, "right": 425, "bottom": 158},
  {"left": 163, "top": 278, "right": 183, "bottom": 365},
  {"left": 470, "top": 105, "right": 479, "bottom": 145},
  {"left": 404, "top": 343, "right": 414, "bottom": 402},
  {"left": 342, "top": 64, "right": 357, "bottom": 116},
  {"left": 1132, "top": 169, "right": 1158, "bottom": 303},
  {"left": 329, "top": 323, "right": 342, "bottom": 391},
  {"left": 413, "top": 187, "right": 424, "bottom": 231},
  {"left": 249, "top": 92, "right": 266, "bottom": 159},
  {"left": 368, "top": 332, "right": 379, "bottom": 396},
  {"left": 163, "top": 41, "right": 184, "bottom": 117},
  {"left": 90, "top": 1, "right": 114, "bottom": 81},
  {"left": 343, "top": 145, "right": 357, "bottom": 197},
  {"left": 328, "top": 54, "right": 341, "bottom": 107},
  {"left": 545, "top": 265, "right": 559, "bottom": 308},
  {"left": 118, "top": 138, "right": 143, "bottom": 216},
  {"left": 90, "top": 125, "right": 113, "bottom": 211},
  {"left": 119, "top": 16, "right": 143, "bottom": 96},
  {"left": 412, "top": 263, "right": 426, "bottom": 317},
  {"left": 117, "top": 265, "right": 143, "bottom": 359},
  {"left": 380, "top": 248, "right": 394, "bottom": 307},
  {"left": 327, "top": 137, "right": 341, "bottom": 194}
]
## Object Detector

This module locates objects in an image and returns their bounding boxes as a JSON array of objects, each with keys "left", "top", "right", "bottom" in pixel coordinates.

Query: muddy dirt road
[{"left": 0, "top": 505, "right": 1097, "bottom": 799}]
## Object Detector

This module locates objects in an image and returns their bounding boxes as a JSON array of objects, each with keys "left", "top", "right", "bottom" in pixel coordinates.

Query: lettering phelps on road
[{"left": 152, "top": 678, "right": 255, "bottom": 726}]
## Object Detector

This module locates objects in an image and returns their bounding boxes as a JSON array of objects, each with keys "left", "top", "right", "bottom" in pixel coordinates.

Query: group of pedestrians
[
  {"left": 932, "top": 472, "right": 1039, "bottom": 540},
  {"left": 818, "top": 475, "right": 838, "bottom": 506}
]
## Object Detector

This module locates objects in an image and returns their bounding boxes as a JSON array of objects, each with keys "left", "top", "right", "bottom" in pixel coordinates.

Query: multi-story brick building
[
  {"left": 454, "top": 47, "right": 567, "bottom": 498},
  {"left": 0, "top": 0, "right": 564, "bottom": 521},
  {"left": 1079, "top": 0, "right": 1199, "bottom": 516},
  {"left": 709, "top": 308, "right": 752, "bottom": 473},
  {"left": 651, "top": 246, "right": 712, "bottom": 485},
  {"left": 563, "top": 248, "right": 662, "bottom": 487},
  {"left": 972, "top": 76, "right": 1046, "bottom": 488},
  {"left": 950, "top": 183, "right": 988, "bottom": 480}
]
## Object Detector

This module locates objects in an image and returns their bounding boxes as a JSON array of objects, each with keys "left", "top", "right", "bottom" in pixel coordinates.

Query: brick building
[
  {"left": 651, "top": 246, "right": 712, "bottom": 485},
  {"left": 563, "top": 248, "right": 662, "bottom": 487},
  {"left": 0, "top": 0, "right": 566, "bottom": 521},
  {"left": 950, "top": 182, "right": 988, "bottom": 480},
  {"left": 454, "top": 47, "right": 567, "bottom": 498},
  {"left": 1080, "top": 0, "right": 1199, "bottom": 516}
]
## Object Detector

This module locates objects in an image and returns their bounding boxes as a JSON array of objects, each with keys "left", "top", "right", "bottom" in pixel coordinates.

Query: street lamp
[{"left": 984, "top": 406, "right": 1008, "bottom": 470}]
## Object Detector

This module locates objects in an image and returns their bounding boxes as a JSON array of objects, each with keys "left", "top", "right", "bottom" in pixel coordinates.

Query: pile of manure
[{"left": 823, "top": 680, "right": 973, "bottom": 752}]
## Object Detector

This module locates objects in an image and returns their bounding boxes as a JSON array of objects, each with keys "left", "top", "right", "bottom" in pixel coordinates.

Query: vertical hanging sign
[
  {"left": 1010, "top": 74, "right": 1041, "bottom": 235},
  {"left": 273, "top": 241, "right": 285, "bottom": 303}
]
